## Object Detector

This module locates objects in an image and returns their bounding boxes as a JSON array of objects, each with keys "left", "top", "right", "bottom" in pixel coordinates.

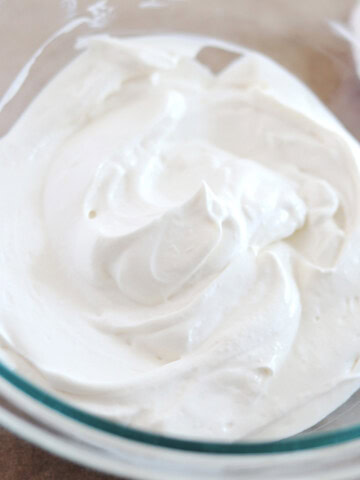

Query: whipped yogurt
[{"left": 1, "top": 34, "right": 360, "bottom": 440}]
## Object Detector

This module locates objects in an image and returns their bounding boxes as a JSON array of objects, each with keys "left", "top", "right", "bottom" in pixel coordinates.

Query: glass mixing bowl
[{"left": 1, "top": 1, "right": 360, "bottom": 478}]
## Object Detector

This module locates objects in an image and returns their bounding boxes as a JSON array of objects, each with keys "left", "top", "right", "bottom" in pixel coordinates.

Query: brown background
[{"left": 0, "top": 427, "right": 118, "bottom": 480}]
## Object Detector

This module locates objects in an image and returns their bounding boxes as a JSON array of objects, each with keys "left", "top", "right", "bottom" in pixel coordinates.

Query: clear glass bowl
[{"left": 1, "top": 1, "right": 360, "bottom": 478}]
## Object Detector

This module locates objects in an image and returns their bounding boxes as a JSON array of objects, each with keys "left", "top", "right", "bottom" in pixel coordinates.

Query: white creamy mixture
[{"left": 1, "top": 35, "right": 360, "bottom": 440}]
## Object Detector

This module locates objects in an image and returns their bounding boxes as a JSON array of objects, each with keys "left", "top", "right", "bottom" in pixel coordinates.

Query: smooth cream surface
[{"left": 1, "top": 34, "right": 360, "bottom": 440}]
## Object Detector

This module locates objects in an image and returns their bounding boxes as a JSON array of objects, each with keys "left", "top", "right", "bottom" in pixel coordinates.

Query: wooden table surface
[{"left": 0, "top": 427, "right": 118, "bottom": 480}]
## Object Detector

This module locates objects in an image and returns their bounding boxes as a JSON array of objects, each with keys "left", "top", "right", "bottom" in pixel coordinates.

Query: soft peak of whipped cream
[{"left": 101, "top": 181, "right": 241, "bottom": 306}]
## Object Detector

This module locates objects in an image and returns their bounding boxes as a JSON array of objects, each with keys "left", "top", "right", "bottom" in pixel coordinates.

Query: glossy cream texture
[{"left": 1, "top": 35, "right": 360, "bottom": 440}]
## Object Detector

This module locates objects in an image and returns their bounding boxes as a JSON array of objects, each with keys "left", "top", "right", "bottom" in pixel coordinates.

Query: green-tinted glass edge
[{"left": 1, "top": 360, "right": 360, "bottom": 454}]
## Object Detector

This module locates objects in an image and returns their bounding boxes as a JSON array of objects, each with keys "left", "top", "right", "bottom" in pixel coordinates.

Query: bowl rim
[{"left": 1, "top": 360, "right": 360, "bottom": 454}]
